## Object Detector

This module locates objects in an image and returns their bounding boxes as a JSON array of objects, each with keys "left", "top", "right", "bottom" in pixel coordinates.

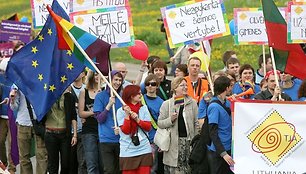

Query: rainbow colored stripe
[
  {"left": 47, "top": 5, "right": 111, "bottom": 75},
  {"left": 174, "top": 96, "right": 184, "bottom": 105}
]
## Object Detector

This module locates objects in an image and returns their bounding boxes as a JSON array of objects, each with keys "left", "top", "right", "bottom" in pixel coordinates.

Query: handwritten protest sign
[
  {"left": 31, "top": 0, "right": 71, "bottom": 28},
  {"left": 287, "top": 2, "right": 306, "bottom": 43},
  {"left": 161, "top": 0, "right": 229, "bottom": 48},
  {"left": 0, "top": 20, "right": 32, "bottom": 43},
  {"left": 0, "top": 42, "right": 14, "bottom": 58},
  {"left": 234, "top": 8, "right": 286, "bottom": 45},
  {"left": 71, "top": 0, "right": 128, "bottom": 12},
  {"left": 70, "top": 6, "right": 134, "bottom": 48}
]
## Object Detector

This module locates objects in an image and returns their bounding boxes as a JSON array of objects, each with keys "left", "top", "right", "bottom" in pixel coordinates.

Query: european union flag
[{"left": 6, "top": 1, "right": 85, "bottom": 121}]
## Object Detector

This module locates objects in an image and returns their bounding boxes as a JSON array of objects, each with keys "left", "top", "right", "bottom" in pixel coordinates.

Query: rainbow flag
[
  {"left": 174, "top": 96, "right": 184, "bottom": 105},
  {"left": 46, "top": 5, "right": 111, "bottom": 75}
]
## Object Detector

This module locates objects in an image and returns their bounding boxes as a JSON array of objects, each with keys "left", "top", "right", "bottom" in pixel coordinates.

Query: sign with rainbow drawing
[
  {"left": 31, "top": 0, "right": 71, "bottom": 29},
  {"left": 233, "top": 101, "right": 306, "bottom": 174},
  {"left": 70, "top": 6, "right": 134, "bottom": 48},
  {"left": 160, "top": 0, "right": 229, "bottom": 48},
  {"left": 287, "top": 1, "right": 306, "bottom": 43},
  {"left": 234, "top": 8, "right": 286, "bottom": 45},
  {"left": 71, "top": 0, "right": 128, "bottom": 12}
]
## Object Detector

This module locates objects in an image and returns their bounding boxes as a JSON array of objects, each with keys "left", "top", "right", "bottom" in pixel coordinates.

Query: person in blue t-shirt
[
  {"left": 298, "top": 79, "right": 306, "bottom": 101},
  {"left": 93, "top": 70, "right": 123, "bottom": 174},
  {"left": 207, "top": 76, "right": 234, "bottom": 174},
  {"left": 280, "top": 72, "right": 302, "bottom": 101},
  {"left": 142, "top": 74, "right": 164, "bottom": 174}
]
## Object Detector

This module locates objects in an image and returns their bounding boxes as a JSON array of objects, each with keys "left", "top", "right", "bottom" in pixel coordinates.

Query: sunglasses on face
[{"left": 145, "top": 82, "right": 157, "bottom": 87}]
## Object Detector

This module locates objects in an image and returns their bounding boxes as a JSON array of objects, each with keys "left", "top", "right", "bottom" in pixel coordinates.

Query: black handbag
[{"left": 26, "top": 99, "right": 45, "bottom": 140}]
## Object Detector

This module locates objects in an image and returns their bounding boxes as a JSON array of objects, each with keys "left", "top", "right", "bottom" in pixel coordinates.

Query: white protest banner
[
  {"left": 234, "top": 8, "right": 286, "bottom": 45},
  {"left": 70, "top": 6, "right": 134, "bottom": 48},
  {"left": 160, "top": 0, "right": 229, "bottom": 48},
  {"left": 31, "top": 0, "right": 71, "bottom": 28},
  {"left": 288, "top": 2, "right": 306, "bottom": 43},
  {"left": 71, "top": 0, "right": 127, "bottom": 12},
  {"left": 233, "top": 100, "right": 306, "bottom": 174}
]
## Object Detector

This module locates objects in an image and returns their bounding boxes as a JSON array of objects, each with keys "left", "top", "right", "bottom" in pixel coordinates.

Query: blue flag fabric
[{"left": 6, "top": 1, "right": 84, "bottom": 121}]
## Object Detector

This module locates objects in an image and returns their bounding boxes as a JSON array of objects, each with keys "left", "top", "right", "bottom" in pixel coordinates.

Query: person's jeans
[
  {"left": 45, "top": 132, "right": 70, "bottom": 174},
  {"left": 82, "top": 133, "right": 101, "bottom": 174},
  {"left": 100, "top": 142, "right": 120, "bottom": 174},
  {"left": 69, "top": 133, "right": 87, "bottom": 174}
]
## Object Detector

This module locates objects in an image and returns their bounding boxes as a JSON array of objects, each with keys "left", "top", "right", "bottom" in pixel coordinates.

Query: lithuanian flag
[
  {"left": 262, "top": 0, "right": 306, "bottom": 80},
  {"left": 46, "top": 5, "right": 111, "bottom": 75}
]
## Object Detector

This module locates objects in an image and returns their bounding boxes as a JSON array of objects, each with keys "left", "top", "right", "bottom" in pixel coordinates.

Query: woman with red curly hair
[{"left": 117, "top": 85, "right": 153, "bottom": 174}]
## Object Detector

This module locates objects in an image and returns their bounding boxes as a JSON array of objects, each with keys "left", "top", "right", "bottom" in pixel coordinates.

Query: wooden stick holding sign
[
  {"left": 262, "top": 45, "right": 266, "bottom": 77},
  {"left": 269, "top": 47, "right": 282, "bottom": 100},
  {"left": 200, "top": 41, "right": 214, "bottom": 95}
]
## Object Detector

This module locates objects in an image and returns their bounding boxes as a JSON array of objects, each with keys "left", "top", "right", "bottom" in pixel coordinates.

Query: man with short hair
[
  {"left": 255, "top": 54, "right": 273, "bottom": 85},
  {"left": 185, "top": 57, "right": 209, "bottom": 104},
  {"left": 226, "top": 58, "right": 240, "bottom": 80},
  {"left": 221, "top": 50, "right": 237, "bottom": 72},
  {"left": 207, "top": 76, "right": 234, "bottom": 174},
  {"left": 254, "top": 70, "right": 291, "bottom": 101},
  {"left": 114, "top": 62, "right": 132, "bottom": 88}
]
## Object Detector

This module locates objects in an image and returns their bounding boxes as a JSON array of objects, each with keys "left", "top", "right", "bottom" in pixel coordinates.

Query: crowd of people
[{"left": 0, "top": 40, "right": 306, "bottom": 174}]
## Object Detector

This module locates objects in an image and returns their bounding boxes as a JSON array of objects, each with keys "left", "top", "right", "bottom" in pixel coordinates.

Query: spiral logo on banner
[{"left": 247, "top": 110, "right": 302, "bottom": 165}]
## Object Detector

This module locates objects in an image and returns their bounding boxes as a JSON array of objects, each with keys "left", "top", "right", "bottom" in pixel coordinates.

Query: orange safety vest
[{"left": 185, "top": 76, "right": 209, "bottom": 103}]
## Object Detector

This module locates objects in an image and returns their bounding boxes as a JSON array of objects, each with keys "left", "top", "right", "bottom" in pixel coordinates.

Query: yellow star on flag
[
  {"left": 67, "top": 63, "right": 74, "bottom": 70},
  {"left": 60, "top": 75, "right": 67, "bottom": 83},
  {"left": 49, "top": 85, "right": 56, "bottom": 92},
  {"left": 31, "top": 46, "right": 38, "bottom": 54},
  {"left": 38, "top": 74, "right": 43, "bottom": 81},
  {"left": 44, "top": 83, "right": 48, "bottom": 90},
  {"left": 47, "top": 28, "right": 52, "bottom": 35},
  {"left": 32, "top": 60, "right": 39, "bottom": 68},
  {"left": 66, "top": 50, "right": 72, "bottom": 56},
  {"left": 38, "top": 34, "right": 44, "bottom": 42}
]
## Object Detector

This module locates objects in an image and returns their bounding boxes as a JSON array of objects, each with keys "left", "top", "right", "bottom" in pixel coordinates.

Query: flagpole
[
  {"left": 172, "top": 45, "right": 186, "bottom": 60},
  {"left": 269, "top": 47, "right": 282, "bottom": 100},
  {"left": 66, "top": 32, "right": 126, "bottom": 105},
  {"left": 200, "top": 41, "right": 214, "bottom": 94},
  {"left": 108, "top": 69, "right": 118, "bottom": 128},
  {"left": 262, "top": 45, "right": 266, "bottom": 76}
]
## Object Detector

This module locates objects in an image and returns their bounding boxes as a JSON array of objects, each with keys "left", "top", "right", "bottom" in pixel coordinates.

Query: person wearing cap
[
  {"left": 185, "top": 57, "right": 209, "bottom": 104},
  {"left": 254, "top": 70, "right": 292, "bottom": 101},
  {"left": 93, "top": 70, "right": 123, "bottom": 174}
]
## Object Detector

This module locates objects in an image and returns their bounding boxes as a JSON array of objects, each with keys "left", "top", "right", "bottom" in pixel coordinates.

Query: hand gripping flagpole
[{"left": 66, "top": 31, "right": 126, "bottom": 106}]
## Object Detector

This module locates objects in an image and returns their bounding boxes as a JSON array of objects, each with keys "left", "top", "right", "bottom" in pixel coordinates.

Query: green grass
[{"left": 0, "top": 0, "right": 289, "bottom": 70}]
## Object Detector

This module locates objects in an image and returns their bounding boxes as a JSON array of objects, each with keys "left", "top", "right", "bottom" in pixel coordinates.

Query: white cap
[{"left": 0, "top": 58, "right": 10, "bottom": 72}]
